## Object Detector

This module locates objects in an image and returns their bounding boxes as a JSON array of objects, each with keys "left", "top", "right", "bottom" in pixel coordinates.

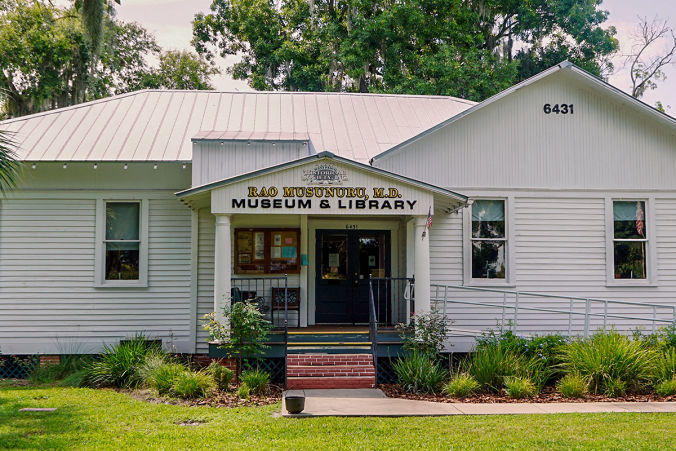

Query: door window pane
[
  {"left": 321, "top": 234, "right": 347, "bottom": 280},
  {"left": 472, "top": 240, "right": 505, "bottom": 279},
  {"left": 358, "top": 234, "right": 385, "bottom": 279},
  {"left": 472, "top": 199, "right": 505, "bottom": 238}
]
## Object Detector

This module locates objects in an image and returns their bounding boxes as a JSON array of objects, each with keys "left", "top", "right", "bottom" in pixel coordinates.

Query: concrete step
[{"left": 286, "top": 376, "right": 376, "bottom": 389}]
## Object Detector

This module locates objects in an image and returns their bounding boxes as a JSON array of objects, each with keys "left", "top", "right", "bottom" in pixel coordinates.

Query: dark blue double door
[{"left": 315, "top": 229, "right": 390, "bottom": 324}]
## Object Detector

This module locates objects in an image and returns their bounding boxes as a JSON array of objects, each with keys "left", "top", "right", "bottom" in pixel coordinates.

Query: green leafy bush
[
  {"left": 655, "top": 378, "right": 676, "bottom": 396},
  {"left": 240, "top": 368, "right": 270, "bottom": 395},
  {"left": 469, "top": 343, "right": 523, "bottom": 392},
  {"left": 171, "top": 371, "right": 213, "bottom": 399},
  {"left": 443, "top": 373, "right": 480, "bottom": 397},
  {"left": 396, "top": 307, "right": 449, "bottom": 356},
  {"left": 393, "top": 351, "right": 447, "bottom": 394},
  {"left": 84, "top": 335, "right": 161, "bottom": 388},
  {"left": 59, "top": 369, "right": 89, "bottom": 387},
  {"left": 557, "top": 373, "right": 588, "bottom": 399},
  {"left": 558, "top": 330, "right": 657, "bottom": 394},
  {"left": 503, "top": 376, "right": 536, "bottom": 398},
  {"left": 237, "top": 383, "right": 250, "bottom": 399},
  {"left": 603, "top": 377, "right": 627, "bottom": 397},
  {"left": 140, "top": 356, "right": 187, "bottom": 396},
  {"left": 207, "top": 361, "right": 234, "bottom": 391}
]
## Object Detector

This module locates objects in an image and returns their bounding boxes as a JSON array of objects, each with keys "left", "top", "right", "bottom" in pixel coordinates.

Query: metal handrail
[
  {"left": 369, "top": 276, "right": 415, "bottom": 325},
  {"left": 431, "top": 283, "right": 676, "bottom": 338},
  {"left": 368, "top": 276, "right": 378, "bottom": 374}
]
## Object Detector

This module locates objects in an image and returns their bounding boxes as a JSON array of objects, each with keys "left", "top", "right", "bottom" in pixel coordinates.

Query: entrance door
[{"left": 315, "top": 229, "right": 390, "bottom": 324}]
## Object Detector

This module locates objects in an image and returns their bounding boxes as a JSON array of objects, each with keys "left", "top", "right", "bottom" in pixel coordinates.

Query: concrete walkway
[{"left": 280, "top": 389, "right": 676, "bottom": 417}]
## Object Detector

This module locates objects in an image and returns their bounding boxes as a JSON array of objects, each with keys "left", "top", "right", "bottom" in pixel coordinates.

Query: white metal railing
[{"left": 431, "top": 284, "right": 676, "bottom": 339}]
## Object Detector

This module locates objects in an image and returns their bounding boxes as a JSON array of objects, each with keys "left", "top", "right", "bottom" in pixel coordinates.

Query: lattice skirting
[
  {"left": 243, "top": 358, "right": 285, "bottom": 384},
  {"left": 0, "top": 355, "right": 38, "bottom": 379}
]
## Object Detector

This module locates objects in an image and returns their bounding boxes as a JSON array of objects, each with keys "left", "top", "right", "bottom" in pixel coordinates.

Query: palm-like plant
[{"left": 0, "top": 129, "right": 20, "bottom": 195}]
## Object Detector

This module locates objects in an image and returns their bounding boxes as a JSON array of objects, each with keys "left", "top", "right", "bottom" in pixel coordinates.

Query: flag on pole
[
  {"left": 422, "top": 207, "right": 432, "bottom": 239},
  {"left": 636, "top": 201, "right": 645, "bottom": 237}
]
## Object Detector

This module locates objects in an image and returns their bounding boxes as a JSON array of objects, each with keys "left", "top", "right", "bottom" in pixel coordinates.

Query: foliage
[
  {"left": 206, "top": 361, "right": 234, "bottom": 391},
  {"left": 83, "top": 335, "right": 161, "bottom": 389},
  {"left": 603, "top": 377, "right": 627, "bottom": 398},
  {"left": 655, "top": 378, "right": 676, "bottom": 397},
  {"left": 203, "top": 301, "right": 272, "bottom": 377},
  {"left": 503, "top": 376, "right": 536, "bottom": 399},
  {"left": 396, "top": 308, "right": 448, "bottom": 357},
  {"left": 392, "top": 351, "right": 447, "bottom": 394},
  {"left": 29, "top": 354, "right": 92, "bottom": 385},
  {"left": 558, "top": 330, "right": 658, "bottom": 394},
  {"left": 557, "top": 372, "right": 589, "bottom": 399},
  {"left": 170, "top": 371, "right": 214, "bottom": 399},
  {"left": 0, "top": 130, "right": 20, "bottom": 196},
  {"left": 442, "top": 373, "right": 480, "bottom": 398},
  {"left": 137, "top": 50, "right": 220, "bottom": 90},
  {"left": 654, "top": 347, "right": 676, "bottom": 384},
  {"left": 192, "top": 0, "right": 617, "bottom": 100},
  {"left": 469, "top": 342, "right": 523, "bottom": 392},
  {"left": 237, "top": 383, "right": 250, "bottom": 399},
  {"left": 139, "top": 355, "right": 187, "bottom": 396},
  {"left": 477, "top": 330, "right": 567, "bottom": 372},
  {"left": 240, "top": 368, "right": 270, "bottom": 395}
]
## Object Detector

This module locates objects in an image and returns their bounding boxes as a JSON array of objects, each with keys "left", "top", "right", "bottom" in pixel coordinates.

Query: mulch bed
[
  {"left": 380, "top": 384, "right": 676, "bottom": 403},
  {"left": 127, "top": 385, "right": 283, "bottom": 408}
]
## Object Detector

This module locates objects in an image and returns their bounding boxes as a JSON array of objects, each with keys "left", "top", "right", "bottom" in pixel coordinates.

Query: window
[
  {"left": 234, "top": 228, "right": 300, "bottom": 274},
  {"left": 470, "top": 199, "right": 506, "bottom": 279},
  {"left": 612, "top": 200, "right": 647, "bottom": 280},
  {"left": 96, "top": 200, "right": 148, "bottom": 287}
]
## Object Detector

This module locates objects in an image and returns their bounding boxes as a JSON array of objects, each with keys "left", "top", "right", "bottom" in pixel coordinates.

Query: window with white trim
[
  {"left": 96, "top": 200, "right": 148, "bottom": 287},
  {"left": 470, "top": 199, "right": 506, "bottom": 279},
  {"left": 612, "top": 200, "right": 647, "bottom": 280}
]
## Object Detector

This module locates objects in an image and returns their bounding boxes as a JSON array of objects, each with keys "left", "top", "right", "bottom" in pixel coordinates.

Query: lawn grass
[{"left": 1, "top": 380, "right": 675, "bottom": 450}]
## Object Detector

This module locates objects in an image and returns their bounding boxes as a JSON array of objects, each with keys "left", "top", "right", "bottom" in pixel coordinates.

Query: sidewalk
[{"left": 280, "top": 389, "right": 676, "bottom": 417}]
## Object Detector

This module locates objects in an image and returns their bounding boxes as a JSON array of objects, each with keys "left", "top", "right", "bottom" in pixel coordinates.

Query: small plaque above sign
[{"left": 302, "top": 163, "right": 347, "bottom": 185}]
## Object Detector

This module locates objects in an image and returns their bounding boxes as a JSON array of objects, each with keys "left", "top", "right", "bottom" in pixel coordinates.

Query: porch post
[
  {"left": 414, "top": 215, "right": 431, "bottom": 315},
  {"left": 214, "top": 214, "right": 232, "bottom": 322}
]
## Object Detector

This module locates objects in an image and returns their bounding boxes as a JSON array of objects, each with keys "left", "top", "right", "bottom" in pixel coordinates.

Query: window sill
[
  {"left": 464, "top": 280, "right": 516, "bottom": 289},
  {"left": 95, "top": 281, "right": 148, "bottom": 289},
  {"left": 605, "top": 281, "right": 658, "bottom": 288}
]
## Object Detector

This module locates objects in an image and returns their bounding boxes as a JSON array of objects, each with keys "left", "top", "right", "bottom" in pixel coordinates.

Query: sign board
[{"left": 211, "top": 161, "right": 433, "bottom": 216}]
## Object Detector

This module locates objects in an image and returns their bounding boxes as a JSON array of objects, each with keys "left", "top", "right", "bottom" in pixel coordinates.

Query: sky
[{"left": 111, "top": 0, "right": 676, "bottom": 111}]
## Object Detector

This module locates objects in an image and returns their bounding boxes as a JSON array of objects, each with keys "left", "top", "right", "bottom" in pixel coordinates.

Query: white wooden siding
[{"left": 0, "top": 191, "right": 193, "bottom": 355}]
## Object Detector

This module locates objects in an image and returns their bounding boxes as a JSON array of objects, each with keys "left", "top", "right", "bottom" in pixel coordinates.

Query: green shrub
[
  {"left": 557, "top": 372, "right": 588, "bottom": 399},
  {"left": 237, "top": 383, "right": 250, "bottom": 399},
  {"left": 443, "top": 373, "right": 480, "bottom": 397},
  {"left": 469, "top": 343, "right": 523, "bottom": 392},
  {"left": 30, "top": 354, "right": 92, "bottom": 385},
  {"left": 207, "top": 362, "right": 234, "bottom": 391},
  {"left": 395, "top": 307, "right": 449, "bottom": 356},
  {"left": 84, "top": 334, "right": 161, "bottom": 388},
  {"left": 240, "top": 368, "right": 270, "bottom": 395},
  {"left": 603, "top": 377, "right": 627, "bottom": 397},
  {"left": 171, "top": 371, "right": 213, "bottom": 399},
  {"left": 503, "top": 376, "right": 536, "bottom": 398},
  {"left": 393, "top": 352, "right": 447, "bottom": 394},
  {"left": 655, "top": 378, "right": 676, "bottom": 396},
  {"left": 558, "top": 330, "right": 657, "bottom": 394},
  {"left": 59, "top": 369, "right": 89, "bottom": 387},
  {"left": 654, "top": 347, "right": 676, "bottom": 383},
  {"left": 140, "top": 356, "right": 187, "bottom": 396}
]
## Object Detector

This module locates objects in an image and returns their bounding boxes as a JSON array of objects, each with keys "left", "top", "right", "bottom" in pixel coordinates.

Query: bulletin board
[{"left": 234, "top": 228, "right": 300, "bottom": 274}]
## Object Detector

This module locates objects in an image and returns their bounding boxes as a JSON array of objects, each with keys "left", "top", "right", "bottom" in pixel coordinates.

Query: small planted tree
[
  {"left": 396, "top": 307, "right": 449, "bottom": 357},
  {"left": 203, "top": 301, "right": 271, "bottom": 379}
]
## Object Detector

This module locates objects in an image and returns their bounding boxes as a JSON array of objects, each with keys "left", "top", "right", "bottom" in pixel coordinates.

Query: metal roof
[{"left": 1, "top": 90, "right": 474, "bottom": 163}]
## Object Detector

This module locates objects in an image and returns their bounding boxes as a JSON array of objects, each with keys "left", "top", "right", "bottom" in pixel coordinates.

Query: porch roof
[{"left": 176, "top": 151, "right": 468, "bottom": 214}]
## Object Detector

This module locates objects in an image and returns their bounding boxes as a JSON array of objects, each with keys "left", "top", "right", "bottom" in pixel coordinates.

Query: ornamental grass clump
[
  {"left": 653, "top": 347, "right": 676, "bottom": 384},
  {"left": 443, "top": 373, "right": 480, "bottom": 398},
  {"left": 469, "top": 342, "right": 523, "bottom": 392},
  {"left": 393, "top": 351, "right": 447, "bottom": 394},
  {"left": 655, "top": 378, "right": 676, "bottom": 396},
  {"left": 139, "top": 355, "right": 187, "bottom": 396},
  {"left": 171, "top": 371, "right": 213, "bottom": 399},
  {"left": 240, "top": 368, "right": 270, "bottom": 395},
  {"left": 558, "top": 330, "right": 658, "bottom": 395},
  {"left": 207, "top": 361, "right": 234, "bottom": 391},
  {"left": 557, "top": 372, "right": 589, "bottom": 399},
  {"left": 503, "top": 376, "right": 536, "bottom": 399}
]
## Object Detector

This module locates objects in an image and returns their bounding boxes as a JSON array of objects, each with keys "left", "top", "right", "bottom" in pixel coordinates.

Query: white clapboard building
[{"left": 2, "top": 61, "right": 676, "bottom": 360}]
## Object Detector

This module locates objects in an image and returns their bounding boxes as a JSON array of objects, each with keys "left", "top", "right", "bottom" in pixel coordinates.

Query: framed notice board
[{"left": 234, "top": 228, "right": 300, "bottom": 274}]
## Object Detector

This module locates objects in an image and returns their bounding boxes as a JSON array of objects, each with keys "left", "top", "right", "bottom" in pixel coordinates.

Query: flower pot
[{"left": 285, "top": 395, "right": 305, "bottom": 414}]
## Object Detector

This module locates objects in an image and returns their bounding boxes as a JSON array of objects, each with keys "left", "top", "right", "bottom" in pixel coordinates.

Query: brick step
[
  {"left": 286, "top": 376, "right": 376, "bottom": 389},
  {"left": 287, "top": 354, "right": 373, "bottom": 366},
  {"left": 287, "top": 365, "right": 375, "bottom": 377}
]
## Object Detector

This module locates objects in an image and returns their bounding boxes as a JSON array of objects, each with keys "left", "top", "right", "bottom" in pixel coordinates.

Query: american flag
[
  {"left": 636, "top": 202, "right": 645, "bottom": 237},
  {"left": 422, "top": 207, "right": 432, "bottom": 239}
]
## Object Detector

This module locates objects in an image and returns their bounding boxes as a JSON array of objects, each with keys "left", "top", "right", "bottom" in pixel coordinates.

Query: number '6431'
[{"left": 543, "top": 104, "right": 573, "bottom": 114}]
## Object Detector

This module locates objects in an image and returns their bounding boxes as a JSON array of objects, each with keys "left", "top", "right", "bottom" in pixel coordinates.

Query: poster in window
[
  {"left": 237, "top": 231, "right": 253, "bottom": 253},
  {"left": 238, "top": 253, "right": 251, "bottom": 264},
  {"left": 254, "top": 232, "right": 265, "bottom": 260},
  {"left": 271, "top": 246, "right": 281, "bottom": 259},
  {"left": 273, "top": 234, "right": 282, "bottom": 246},
  {"left": 328, "top": 253, "right": 340, "bottom": 267},
  {"left": 282, "top": 246, "right": 297, "bottom": 259}
]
